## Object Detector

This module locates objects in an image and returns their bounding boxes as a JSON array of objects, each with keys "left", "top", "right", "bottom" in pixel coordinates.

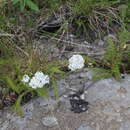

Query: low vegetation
[{"left": 0, "top": 0, "right": 130, "bottom": 114}]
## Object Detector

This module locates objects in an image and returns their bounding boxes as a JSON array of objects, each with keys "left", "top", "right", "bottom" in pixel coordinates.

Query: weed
[
  {"left": 12, "top": 0, "right": 39, "bottom": 11},
  {"left": 67, "top": 0, "right": 123, "bottom": 40},
  {"left": 0, "top": 36, "right": 66, "bottom": 114},
  {"left": 88, "top": 29, "right": 130, "bottom": 81}
]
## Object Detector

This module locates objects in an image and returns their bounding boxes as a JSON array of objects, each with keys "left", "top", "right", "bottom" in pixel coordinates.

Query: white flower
[
  {"left": 68, "top": 54, "right": 85, "bottom": 71},
  {"left": 29, "top": 71, "right": 49, "bottom": 89},
  {"left": 29, "top": 76, "right": 39, "bottom": 89},
  {"left": 21, "top": 74, "right": 30, "bottom": 83}
]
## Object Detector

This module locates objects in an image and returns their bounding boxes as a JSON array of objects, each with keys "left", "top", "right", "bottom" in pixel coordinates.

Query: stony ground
[
  {"left": 0, "top": 11, "right": 129, "bottom": 130},
  {"left": 1, "top": 69, "right": 130, "bottom": 130}
]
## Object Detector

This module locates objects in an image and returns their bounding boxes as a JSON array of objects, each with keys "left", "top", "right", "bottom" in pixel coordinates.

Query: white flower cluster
[
  {"left": 22, "top": 72, "right": 49, "bottom": 89},
  {"left": 22, "top": 55, "right": 84, "bottom": 89},
  {"left": 68, "top": 54, "right": 85, "bottom": 71}
]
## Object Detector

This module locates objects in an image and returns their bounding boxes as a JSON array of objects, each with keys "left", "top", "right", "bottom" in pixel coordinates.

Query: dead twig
[
  {"left": 0, "top": 33, "right": 15, "bottom": 37},
  {"left": 62, "top": 50, "right": 105, "bottom": 56}
]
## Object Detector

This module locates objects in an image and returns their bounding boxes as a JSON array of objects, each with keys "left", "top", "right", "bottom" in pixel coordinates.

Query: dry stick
[
  {"left": 94, "top": 10, "right": 122, "bottom": 26},
  {"left": 5, "top": 36, "right": 29, "bottom": 57},
  {"left": 15, "top": 46, "right": 29, "bottom": 57},
  {"left": 0, "top": 33, "right": 15, "bottom": 37},
  {"left": 62, "top": 50, "right": 105, "bottom": 56},
  {"left": 59, "top": 30, "right": 69, "bottom": 58},
  {"left": 58, "top": 30, "right": 66, "bottom": 43},
  {"left": 41, "top": 35, "right": 93, "bottom": 48}
]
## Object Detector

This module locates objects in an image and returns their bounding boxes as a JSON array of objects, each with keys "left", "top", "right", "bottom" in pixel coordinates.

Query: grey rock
[
  {"left": 49, "top": 79, "right": 67, "bottom": 97},
  {"left": 23, "top": 97, "right": 57, "bottom": 114},
  {"left": 1, "top": 70, "right": 130, "bottom": 130},
  {"left": 86, "top": 78, "right": 123, "bottom": 102},
  {"left": 58, "top": 96, "right": 71, "bottom": 111},
  {"left": 68, "top": 73, "right": 81, "bottom": 79},
  {"left": 1, "top": 120, "right": 9, "bottom": 130},
  {"left": 70, "top": 78, "right": 83, "bottom": 85},
  {"left": 42, "top": 116, "right": 58, "bottom": 127},
  {"left": 84, "top": 70, "right": 93, "bottom": 80},
  {"left": 103, "top": 106, "right": 114, "bottom": 113},
  {"left": 0, "top": 97, "right": 58, "bottom": 130},
  {"left": 79, "top": 72, "right": 89, "bottom": 78},
  {"left": 120, "top": 120, "right": 130, "bottom": 130},
  {"left": 77, "top": 125, "right": 95, "bottom": 130}
]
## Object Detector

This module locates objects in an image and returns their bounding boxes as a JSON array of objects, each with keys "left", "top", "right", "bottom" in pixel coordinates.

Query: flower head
[
  {"left": 29, "top": 71, "right": 49, "bottom": 89},
  {"left": 68, "top": 54, "right": 85, "bottom": 71},
  {"left": 21, "top": 74, "right": 30, "bottom": 83}
]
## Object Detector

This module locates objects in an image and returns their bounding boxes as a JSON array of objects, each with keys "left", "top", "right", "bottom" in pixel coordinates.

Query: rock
[
  {"left": 77, "top": 125, "right": 95, "bottom": 130},
  {"left": 49, "top": 79, "right": 67, "bottom": 97},
  {"left": 68, "top": 73, "right": 81, "bottom": 79},
  {"left": 59, "top": 96, "right": 71, "bottom": 110},
  {"left": 42, "top": 116, "right": 58, "bottom": 127},
  {"left": 120, "top": 120, "right": 130, "bottom": 130},
  {"left": 0, "top": 97, "right": 58, "bottom": 130},
  {"left": 79, "top": 72, "right": 89, "bottom": 78},
  {"left": 84, "top": 70, "right": 93, "bottom": 80},
  {"left": 86, "top": 77, "right": 124, "bottom": 103},
  {"left": 1, "top": 70, "right": 130, "bottom": 130},
  {"left": 37, "top": 15, "right": 61, "bottom": 33},
  {"left": 1, "top": 120, "right": 9, "bottom": 130},
  {"left": 23, "top": 97, "right": 57, "bottom": 115},
  {"left": 70, "top": 78, "right": 83, "bottom": 85}
]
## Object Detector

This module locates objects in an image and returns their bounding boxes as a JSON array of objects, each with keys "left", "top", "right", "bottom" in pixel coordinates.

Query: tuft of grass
[
  {"left": 83, "top": 29, "right": 130, "bottom": 81},
  {"left": 87, "top": 29, "right": 130, "bottom": 81},
  {"left": 67, "top": 0, "right": 124, "bottom": 40}
]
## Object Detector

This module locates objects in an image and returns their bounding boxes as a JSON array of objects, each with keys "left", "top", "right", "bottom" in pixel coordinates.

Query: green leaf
[
  {"left": 118, "top": 30, "right": 130, "bottom": 43},
  {"left": 36, "top": 87, "right": 49, "bottom": 98},
  {"left": 83, "top": 56, "right": 97, "bottom": 65},
  {"left": 118, "top": 4, "right": 128, "bottom": 21},
  {"left": 51, "top": 80, "right": 59, "bottom": 99},
  {"left": 20, "top": 1, "right": 25, "bottom": 11},
  {"left": 5, "top": 77, "right": 21, "bottom": 94},
  {"left": 12, "top": 90, "right": 32, "bottom": 115},
  {"left": 25, "top": 0, "right": 39, "bottom": 11},
  {"left": 49, "top": 67, "right": 64, "bottom": 75},
  {"left": 12, "top": 0, "right": 20, "bottom": 4},
  {"left": 92, "top": 68, "right": 112, "bottom": 81},
  {"left": 12, "top": 93, "right": 24, "bottom": 115}
]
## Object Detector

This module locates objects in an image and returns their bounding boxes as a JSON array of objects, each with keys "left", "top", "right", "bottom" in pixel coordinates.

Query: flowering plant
[
  {"left": 22, "top": 71, "right": 50, "bottom": 89},
  {"left": 68, "top": 54, "right": 85, "bottom": 71}
]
